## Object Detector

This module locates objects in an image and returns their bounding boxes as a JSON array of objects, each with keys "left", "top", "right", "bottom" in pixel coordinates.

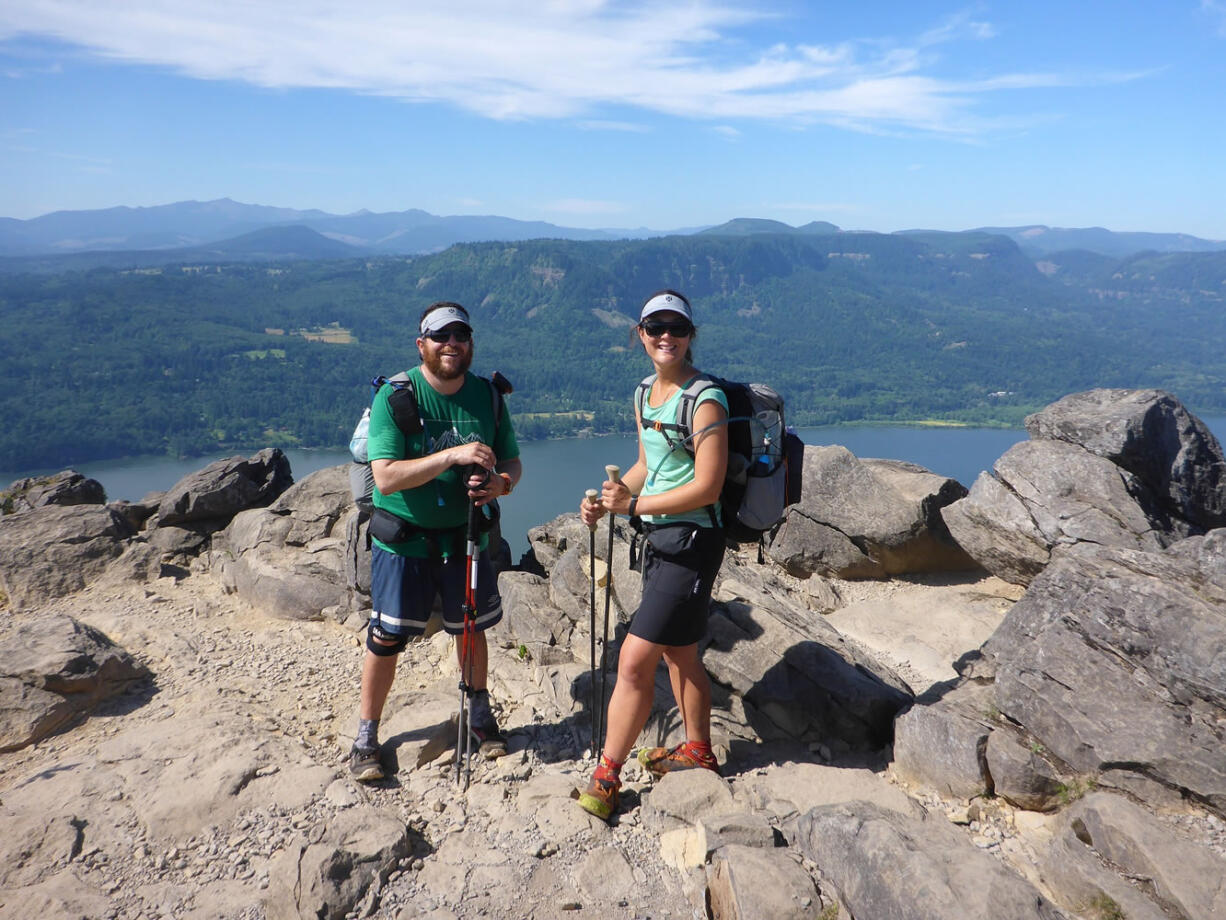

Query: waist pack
[
  {"left": 636, "top": 372, "right": 804, "bottom": 547},
  {"left": 367, "top": 504, "right": 499, "bottom": 556}
]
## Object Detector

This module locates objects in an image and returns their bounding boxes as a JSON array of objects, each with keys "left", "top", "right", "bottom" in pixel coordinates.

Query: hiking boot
[
  {"left": 637, "top": 743, "right": 720, "bottom": 778},
  {"left": 576, "top": 772, "right": 621, "bottom": 822},
  {"left": 469, "top": 719, "right": 508, "bottom": 759},
  {"left": 348, "top": 744, "right": 384, "bottom": 782},
  {"left": 469, "top": 693, "right": 507, "bottom": 759}
]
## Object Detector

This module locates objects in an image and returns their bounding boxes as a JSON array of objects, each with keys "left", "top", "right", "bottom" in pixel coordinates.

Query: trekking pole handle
[
  {"left": 584, "top": 489, "right": 599, "bottom": 532},
  {"left": 605, "top": 465, "right": 621, "bottom": 484}
]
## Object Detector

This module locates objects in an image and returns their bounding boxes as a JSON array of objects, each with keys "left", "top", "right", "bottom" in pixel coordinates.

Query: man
[{"left": 350, "top": 301, "right": 522, "bottom": 782}]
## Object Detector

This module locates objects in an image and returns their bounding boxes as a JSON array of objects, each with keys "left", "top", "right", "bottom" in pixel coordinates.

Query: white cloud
[
  {"left": 712, "top": 125, "right": 740, "bottom": 138},
  {"left": 0, "top": 1, "right": 1133, "bottom": 134}
]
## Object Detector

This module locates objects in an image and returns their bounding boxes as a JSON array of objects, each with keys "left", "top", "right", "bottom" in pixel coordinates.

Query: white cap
[
  {"left": 640, "top": 291, "right": 692, "bottom": 323},
  {"left": 420, "top": 304, "right": 472, "bottom": 336}
]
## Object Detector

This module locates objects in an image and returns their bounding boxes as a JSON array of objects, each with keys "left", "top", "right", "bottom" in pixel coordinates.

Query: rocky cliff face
[{"left": 1, "top": 389, "right": 1223, "bottom": 920}]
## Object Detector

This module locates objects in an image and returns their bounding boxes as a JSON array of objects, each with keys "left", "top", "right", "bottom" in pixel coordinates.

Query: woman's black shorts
[{"left": 629, "top": 522, "right": 726, "bottom": 647}]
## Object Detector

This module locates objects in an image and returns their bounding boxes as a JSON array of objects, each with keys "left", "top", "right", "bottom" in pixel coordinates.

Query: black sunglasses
[
  {"left": 423, "top": 328, "right": 472, "bottom": 344},
  {"left": 641, "top": 320, "right": 694, "bottom": 338}
]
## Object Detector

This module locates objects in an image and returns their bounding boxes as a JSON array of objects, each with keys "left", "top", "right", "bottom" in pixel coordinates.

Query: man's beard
[{"left": 423, "top": 345, "right": 473, "bottom": 380}]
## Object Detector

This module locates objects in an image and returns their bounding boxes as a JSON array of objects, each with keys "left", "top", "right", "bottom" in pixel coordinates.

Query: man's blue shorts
[{"left": 369, "top": 545, "right": 503, "bottom": 638}]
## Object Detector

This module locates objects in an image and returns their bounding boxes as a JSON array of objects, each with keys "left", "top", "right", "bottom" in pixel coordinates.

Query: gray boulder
[
  {"left": 1, "top": 469, "right": 105, "bottom": 513},
  {"left": 791, "top": 801, "right": 1064, "bottom": 920},
  {"left": 265, "top": 807, "right": 410, "bottom": 920},
  {"left": 157, "top": 448, "right": 293, "bottom": 527},
  {"left": 892, "top": 681, "right": 994, "bottom": 799},
  {"left": 984, "top": 537, "right": 1226, "bottom": 815},
  {"left": 706, "top": 844, "right": 819, "bottom": 920},
  {"left": 212, "top": 465, "right": 354, "bottom": 620},
  {"left": 943, "top": 439, "right": 1174, "bottom": 586},
  {"left": 943, "top": 389, "right": 1226, "bottom": 586},
  {"left": 1027, "top": 388, "right": 1226, "bottom": 531},
  {"left": 705, "top": 589, "right": 911, "bottom": 752},
  {"left": 0, "top": 503, "right": 132, "bottom": 610},
  {"left": 983, "top": 728, "right": 1065, "bottom": 812},
  {"left": 770, "top": 447, "right": 976, "bottom": 579},
  {"left": 1041, "top": 792, "right": 1226, "bottom": 920},
  {"left": 0, "top": 612, "right": 149, "bottom": 752}
]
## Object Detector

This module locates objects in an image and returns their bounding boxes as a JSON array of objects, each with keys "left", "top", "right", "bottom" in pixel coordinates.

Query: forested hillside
[{"left": 2, "top": 231, "right": 1224, "bottom": 469}]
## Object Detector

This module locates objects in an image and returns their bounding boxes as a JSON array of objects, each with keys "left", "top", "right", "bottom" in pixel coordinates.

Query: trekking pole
[
  {"left": 455, "top": 477, "right": 482, "bottom": 790},
  {"left": 596, "top": 465, "right": 620, "bottom": 756},
  {"left": 584, "top": 488, "right": 599, "bottom": 757}
]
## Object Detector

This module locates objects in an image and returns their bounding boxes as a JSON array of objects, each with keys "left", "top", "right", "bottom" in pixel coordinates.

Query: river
[{"left": 5, "top": 417, "right": 1225, "bottom": 561}]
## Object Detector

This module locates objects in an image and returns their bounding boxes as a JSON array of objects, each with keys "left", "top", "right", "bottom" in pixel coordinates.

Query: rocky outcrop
[
  {"left": 1041, "top": 792, "right": 1226, "bottom": 920},
  {"left": 896, "top": 528, "right": 1226, "bottom": 816},
  {"left": 0, "top": 503, "right": 133, "bottom": 610},
  {"left": 770, "top": 447, "right": 978, "bottom": 579},
  {"left": 1028, "top": 388, "right": 1226, "bottom": 531},
  {"left": 985, "top": 535, "right": 1226, "bottom": 814},
  {"left": 893, "top": 390, "right": 1226, "bottom": 920},
  {"left": 791, "top": 801, "right": 1066, "bottom": 920},
  {"left": 157, "top": 448, "right": 293, "bottom": 527},
  {"left": 0, "top": 469, "right": 106, "bottom": 513},
  {"left": 942, "top": 388, "right": 1226, "bottom": 586},
  {"left": 211, "top": 465, "right": 357, "bottom": 621},
  {"left": 0, "top": 611, "right": 149, "bottom": 752}
]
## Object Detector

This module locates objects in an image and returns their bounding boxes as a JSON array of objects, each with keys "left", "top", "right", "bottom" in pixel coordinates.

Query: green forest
[{"left": 2, "top": 231, "right": 1224, "bottom": 470}]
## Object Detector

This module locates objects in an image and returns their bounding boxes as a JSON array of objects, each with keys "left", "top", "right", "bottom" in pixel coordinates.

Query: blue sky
[{"left": 2, "top": 1, "right": 1225, "bottom": 237}]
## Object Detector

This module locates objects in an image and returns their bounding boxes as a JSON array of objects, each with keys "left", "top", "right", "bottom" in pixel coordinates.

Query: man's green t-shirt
[{"left": 366, "top": 367, "right": 519, "bottom": 558}]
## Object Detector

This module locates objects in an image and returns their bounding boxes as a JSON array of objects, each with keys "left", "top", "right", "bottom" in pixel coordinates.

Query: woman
[{"left": 577, "top": 288, "right": 729, "bottom": 822}]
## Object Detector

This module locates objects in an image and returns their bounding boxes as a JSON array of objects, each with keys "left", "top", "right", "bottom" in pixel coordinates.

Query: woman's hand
[
  {"left": 580, "top": 492, "right": 606, "bottom": 527},
  {"left": 600, "top": 479, "right": 633, "bottom": 515}
]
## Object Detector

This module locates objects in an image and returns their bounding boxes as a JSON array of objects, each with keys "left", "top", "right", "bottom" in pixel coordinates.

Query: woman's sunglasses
[
  {"left": 423, "top": 328, "right": 472, "bottom": 344},
  {"left": 641, "top": 321, "right": 694, "bottom": 338}
]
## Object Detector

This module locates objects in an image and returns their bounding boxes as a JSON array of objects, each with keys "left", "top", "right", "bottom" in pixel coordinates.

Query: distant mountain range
[
  {"left": 0, "top": 198, "right": 1222, "bottom": 268},
  {"left": 0, "top": 198, "right": 676, "bottom": 261}
]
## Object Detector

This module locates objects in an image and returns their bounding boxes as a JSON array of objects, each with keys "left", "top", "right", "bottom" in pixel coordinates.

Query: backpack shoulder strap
[
  {"left": 635, "top": 374, "right": 656, "bottom": 425},
  {"left": 481, "top": 375, "right": 504, "bottom": 441},
  {"left": 674, "top": 373, "right": 724, "bottom": 455},
  {"left": 378, "top": 370, "right": 422, "bottom": 438}
]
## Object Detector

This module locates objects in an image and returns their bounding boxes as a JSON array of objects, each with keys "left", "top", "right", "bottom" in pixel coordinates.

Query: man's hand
[
  {"left": 448, "top": 442, "right": 496, "bottom": 470},
  {"left": 467, "top": 466, "right": 503, "bottom": 507}
]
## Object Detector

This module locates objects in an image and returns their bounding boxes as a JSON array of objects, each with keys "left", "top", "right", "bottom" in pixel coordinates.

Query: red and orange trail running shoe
[
  {"left": 637, "top": 741, "right": 720, "bottom": 778},
  {"left": 576, "top": 756, "right": 623, "bottom": 822}
]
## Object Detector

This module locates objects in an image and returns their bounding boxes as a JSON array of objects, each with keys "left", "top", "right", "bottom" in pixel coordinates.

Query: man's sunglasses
[
  {"left": 423, "top": 328, "right": 472, "bottom": 344},
  {"left": 641, "top": 320, "right": 694, "bottom": 338}
]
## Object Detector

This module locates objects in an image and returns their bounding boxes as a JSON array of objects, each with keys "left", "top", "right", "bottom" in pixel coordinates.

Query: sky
[{"left": 2, "top": 1, "right": 1225, "bottom": 238}]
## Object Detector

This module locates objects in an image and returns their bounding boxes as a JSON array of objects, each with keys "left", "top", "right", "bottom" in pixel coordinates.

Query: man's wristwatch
[{"left": 498, "top": 472, "right": 514, "bottom": 496}]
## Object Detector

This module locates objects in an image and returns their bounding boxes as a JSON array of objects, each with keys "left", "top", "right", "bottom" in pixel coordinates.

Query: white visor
[
  {"left": 640, "top": 292, "right": 693, "bottom": 323},
  {"left": 420, "top": 305, "right": 471, "bottom": 336}
]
